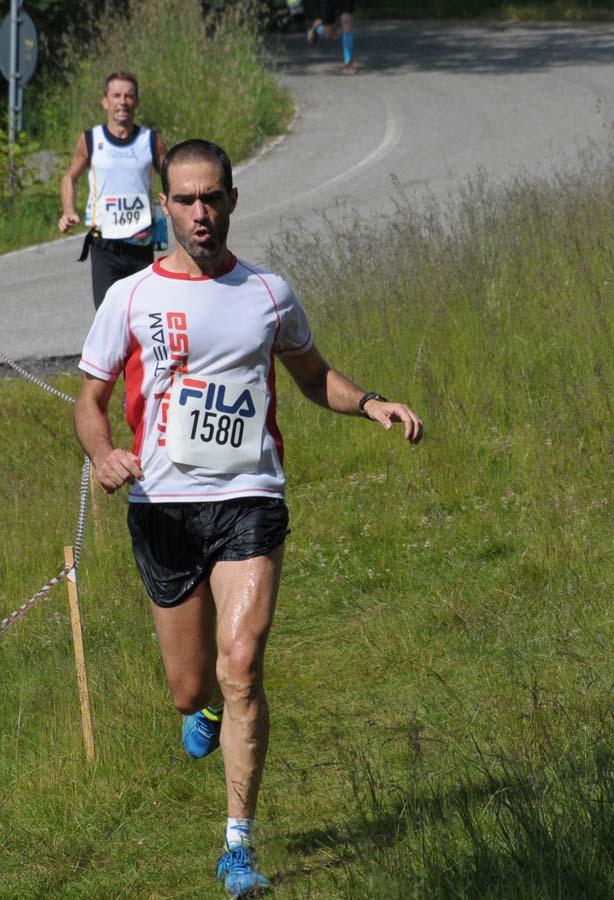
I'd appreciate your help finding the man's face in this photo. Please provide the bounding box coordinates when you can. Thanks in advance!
[160,160,238,266]
[102,79,138,127]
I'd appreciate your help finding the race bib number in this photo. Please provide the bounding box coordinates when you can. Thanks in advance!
[99,192,151,238]
[166,374,267,473]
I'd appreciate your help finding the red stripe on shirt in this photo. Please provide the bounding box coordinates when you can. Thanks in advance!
[79,357,120,379]
[152,254,237,280]
[240,263,284,465]
[129,487,282,500]
[124,272,151,456]
[240,263,282,343]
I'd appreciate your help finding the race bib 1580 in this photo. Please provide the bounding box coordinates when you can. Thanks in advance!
[100,192,151,238]
[166,374,267,473]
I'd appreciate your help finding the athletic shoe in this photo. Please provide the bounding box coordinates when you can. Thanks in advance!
[182,710,221,759]
[217,845,273,896]
[307,18,322,44]
[341,61,357,75]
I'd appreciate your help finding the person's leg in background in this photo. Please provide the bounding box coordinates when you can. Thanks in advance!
[340,10,356,73]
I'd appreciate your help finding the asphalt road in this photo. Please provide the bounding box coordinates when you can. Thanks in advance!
[1,20,613,364]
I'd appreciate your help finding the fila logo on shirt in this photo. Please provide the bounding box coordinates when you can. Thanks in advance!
[104,195,146,213]
[179,379,257,418]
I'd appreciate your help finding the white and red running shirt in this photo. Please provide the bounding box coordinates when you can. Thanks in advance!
[79,255,314,503]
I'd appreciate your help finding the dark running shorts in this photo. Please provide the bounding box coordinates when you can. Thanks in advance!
[127,498,290,608]
[90,237,153,310]
[321,0,354,25]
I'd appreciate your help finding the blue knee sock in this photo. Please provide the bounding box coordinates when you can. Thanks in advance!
[342,31,354,64]
[315,23,324,37]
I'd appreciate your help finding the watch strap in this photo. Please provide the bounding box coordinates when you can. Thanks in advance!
[358,391,387,418]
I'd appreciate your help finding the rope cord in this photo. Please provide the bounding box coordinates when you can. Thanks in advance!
[74,457,90,571]
[0,566,73,633]
[0,351,76,405]
[1,350,92,635]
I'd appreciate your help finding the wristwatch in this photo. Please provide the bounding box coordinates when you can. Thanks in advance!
[358,391,388,418]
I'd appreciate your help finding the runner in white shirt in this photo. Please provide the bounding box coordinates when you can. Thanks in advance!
[74,139,423,898]
[79,254,313,502]
[58,71,167,309]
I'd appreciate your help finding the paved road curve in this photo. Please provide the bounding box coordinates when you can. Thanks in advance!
[1,20,613,362]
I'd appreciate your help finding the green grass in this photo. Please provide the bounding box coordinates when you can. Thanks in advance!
[0,0,293,254]
[36,0,293,159]
[0,155,613,897]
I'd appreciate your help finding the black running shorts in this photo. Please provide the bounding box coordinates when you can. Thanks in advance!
[321,0,354,25]
[127,498,290,608]
[90,238,153,309]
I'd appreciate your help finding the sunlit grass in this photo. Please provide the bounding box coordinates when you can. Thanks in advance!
[41,0,294,160]
[0,0,293,255]
[0,155,613,896]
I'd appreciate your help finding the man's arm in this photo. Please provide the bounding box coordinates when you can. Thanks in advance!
[59,133,89,233]
[153,132,168,173]
[74,373,145,493]
[281,344,423,444]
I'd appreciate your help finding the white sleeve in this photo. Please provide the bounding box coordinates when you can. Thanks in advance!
[273,279,313,357]
[78,284,131,381]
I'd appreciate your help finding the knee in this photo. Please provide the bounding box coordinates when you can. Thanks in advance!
[217,643,262,705]
[168,673,216,715]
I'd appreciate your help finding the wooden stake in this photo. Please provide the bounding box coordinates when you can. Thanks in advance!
[64,546,95,763]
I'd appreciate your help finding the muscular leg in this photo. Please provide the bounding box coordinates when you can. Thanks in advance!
[150,580,222,714]
[210,546,284,819]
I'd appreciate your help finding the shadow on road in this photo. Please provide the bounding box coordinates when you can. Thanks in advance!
[275,20,614,76]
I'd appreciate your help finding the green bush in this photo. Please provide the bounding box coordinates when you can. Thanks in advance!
[0,130,63,251]
[37,0,293,161]
[0,0,293,253]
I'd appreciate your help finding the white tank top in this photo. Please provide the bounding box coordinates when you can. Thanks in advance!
[85,124,155,242]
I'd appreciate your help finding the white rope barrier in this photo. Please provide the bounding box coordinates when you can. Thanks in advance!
[0,351,77,405]
[1,566,73,634]
[1,350,90,637]
[74,457,90,571]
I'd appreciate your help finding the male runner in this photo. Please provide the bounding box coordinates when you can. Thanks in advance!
[58,71,167,309]
[307,0,356,74]
[74,139,422,896]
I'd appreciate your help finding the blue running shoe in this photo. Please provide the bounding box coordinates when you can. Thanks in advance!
[217,845,273,896]
[182,710,221,759]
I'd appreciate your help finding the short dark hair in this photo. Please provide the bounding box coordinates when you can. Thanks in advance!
[104,71,139,97]
[161,139,233,196]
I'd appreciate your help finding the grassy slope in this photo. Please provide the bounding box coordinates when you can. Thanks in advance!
[0,157,612,897]
[0,0,294,255]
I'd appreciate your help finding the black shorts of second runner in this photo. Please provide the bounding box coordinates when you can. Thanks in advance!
[90,237,154,310]
[127,498,290,608]
[321,0,354,25]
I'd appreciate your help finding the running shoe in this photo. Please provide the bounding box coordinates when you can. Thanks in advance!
[307,18,322,44]
[182,710,221,759]
[341,61,357,75]
[217,845,273,896]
